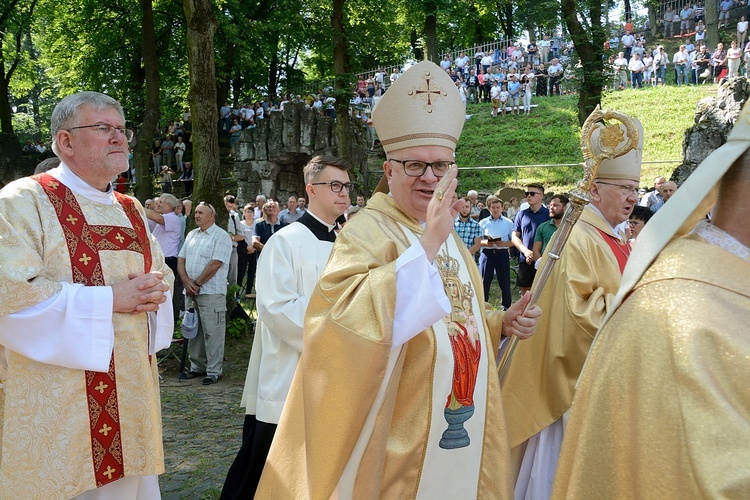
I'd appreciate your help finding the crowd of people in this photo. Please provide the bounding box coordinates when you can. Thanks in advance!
[1,54,748,500]
[609,1,750,88]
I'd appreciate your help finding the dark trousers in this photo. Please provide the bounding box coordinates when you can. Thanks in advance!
[479,249,511,310]
[237,250,257,293]
[164,256,183,320]
[221,415,277,499]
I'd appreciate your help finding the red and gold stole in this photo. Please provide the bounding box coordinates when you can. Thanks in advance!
[35,173,151,488]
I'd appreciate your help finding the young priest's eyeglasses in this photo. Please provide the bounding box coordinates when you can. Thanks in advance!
[311,181,355,193]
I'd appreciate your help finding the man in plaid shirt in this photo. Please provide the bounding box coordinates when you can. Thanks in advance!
[453,196,483,257]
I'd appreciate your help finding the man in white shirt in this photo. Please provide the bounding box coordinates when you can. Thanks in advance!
[241,103,255,128]
[548,58,564,95]
[490,79,503,117]
[389,68,400,86]
[224,194,245,286]
[673,45,690,85]
[374,67,386,86]
[177,202,233,385]
[222,155,352,499]
[628,52,646,88]
[219,101,231,136]
[621,29,635,61]
[481,51,494,73]
[454,51,470,77]
[613,51,629,89]
[539,34,552,63]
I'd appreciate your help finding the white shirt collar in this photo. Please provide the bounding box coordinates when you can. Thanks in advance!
[307,209,336,231]
[48,162,116,205]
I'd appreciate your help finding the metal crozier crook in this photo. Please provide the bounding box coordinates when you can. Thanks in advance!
[496,105,640,385]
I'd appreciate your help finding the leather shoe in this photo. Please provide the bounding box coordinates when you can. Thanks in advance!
[202,375,222,386]
[179,370,206,380]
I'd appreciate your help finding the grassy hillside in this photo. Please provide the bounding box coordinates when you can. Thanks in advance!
[455,83,717,194]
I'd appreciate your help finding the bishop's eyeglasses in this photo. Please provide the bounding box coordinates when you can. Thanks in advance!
[388,159,454,178]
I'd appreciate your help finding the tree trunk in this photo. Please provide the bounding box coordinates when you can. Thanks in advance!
[0,72,12,134]
[424,0,438,62]
[268,34,280,99]
[561,0,605,125]
[183,0,223,224]
[705,0,719,49]
[135,0,159,203]
[624,0,632,22]
[332,0,352,164]
[496,0,514,41]
[216,40,235,109]
[410,29,424,61]
[647,1,657,37]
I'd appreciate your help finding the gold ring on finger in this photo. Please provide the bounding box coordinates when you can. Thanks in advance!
[436,190,444,201]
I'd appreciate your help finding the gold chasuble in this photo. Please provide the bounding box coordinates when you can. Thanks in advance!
[0,174,167,498]
[501,205,626,447]
[256,193,513,499]
[553,233,750,498]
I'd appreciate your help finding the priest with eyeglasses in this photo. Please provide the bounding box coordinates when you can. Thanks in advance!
[254,60,541,499]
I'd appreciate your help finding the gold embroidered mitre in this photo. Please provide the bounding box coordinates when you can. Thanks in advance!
[580,106,644,182]
[372,60,465,153]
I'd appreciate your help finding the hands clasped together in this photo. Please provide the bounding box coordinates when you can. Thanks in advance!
[112,271,169,313]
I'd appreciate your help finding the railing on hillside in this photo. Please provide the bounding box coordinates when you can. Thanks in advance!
[287,32,564,97]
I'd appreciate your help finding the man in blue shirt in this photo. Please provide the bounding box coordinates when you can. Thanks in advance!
[507,76,521,116]
[479,195,515,309]
[512,183,551,295]
[454,196,483,256]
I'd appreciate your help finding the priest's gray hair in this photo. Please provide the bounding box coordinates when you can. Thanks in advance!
[51,91,125,156]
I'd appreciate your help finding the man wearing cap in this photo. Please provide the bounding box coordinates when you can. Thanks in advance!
[553,99,750,499]
[255,60,541,499]
[502,110,643,499]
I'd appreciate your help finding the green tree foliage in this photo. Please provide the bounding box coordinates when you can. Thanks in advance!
[6,0,628,157]
[0,0,38,134]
